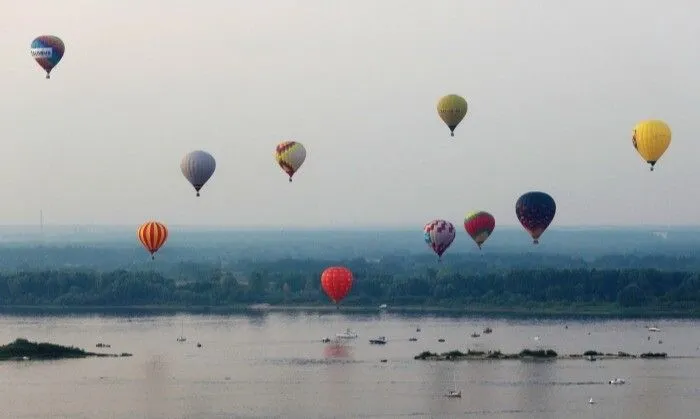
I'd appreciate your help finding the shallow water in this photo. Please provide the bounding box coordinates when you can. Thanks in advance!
[0,312,697,418]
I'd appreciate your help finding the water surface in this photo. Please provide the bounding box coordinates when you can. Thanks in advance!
[0,312,697,418]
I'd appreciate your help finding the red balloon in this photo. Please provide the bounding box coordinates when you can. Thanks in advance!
[321,266,353,304]
[464,211,496,249]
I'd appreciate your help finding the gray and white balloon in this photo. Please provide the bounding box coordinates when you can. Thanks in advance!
[181,150,216,197]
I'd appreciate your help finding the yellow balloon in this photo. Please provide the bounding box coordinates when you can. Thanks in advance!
[632,120,671,171]
[437,94,468,137]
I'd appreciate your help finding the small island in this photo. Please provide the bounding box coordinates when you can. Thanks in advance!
[414,348,668,361]
[0,338,132,361]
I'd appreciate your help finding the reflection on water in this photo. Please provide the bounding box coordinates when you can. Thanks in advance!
[0,313,697,418]
[141,354,170,419]
[517,361,558,419]
[324,343,351,359]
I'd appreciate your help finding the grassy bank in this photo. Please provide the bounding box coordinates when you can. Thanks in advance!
[0,303,698,318]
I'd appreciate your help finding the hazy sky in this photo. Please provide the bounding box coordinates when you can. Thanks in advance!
[1,0,698,228]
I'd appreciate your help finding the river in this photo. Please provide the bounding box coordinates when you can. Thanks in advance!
[0,311,697,418]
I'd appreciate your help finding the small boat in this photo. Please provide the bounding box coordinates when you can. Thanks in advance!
[609,378,626,385]
[438,338,445,342]
[409,337,418,342]
[587,355,597,362]
[336,328,358,339]
[470,332,481,338]
[445,371,461,398]
[483,327,493,334]
[588,398,596,404]
[369,336,387,345]
[321,337,331,343]
[416,327,421,332]
[196,342,202,348]
[648,327,661,332]
[177,319,186,342]
[379,304,387,309]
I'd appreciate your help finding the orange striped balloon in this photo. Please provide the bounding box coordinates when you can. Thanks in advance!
[137,221,168,260]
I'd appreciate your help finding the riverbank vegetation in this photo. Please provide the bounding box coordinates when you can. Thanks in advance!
[0,253,699,316]
[414,349,668,361]
[0,338,131,360]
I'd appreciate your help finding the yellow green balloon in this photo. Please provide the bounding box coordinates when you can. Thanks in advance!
[437,94,468,137]
[632,120,671,171]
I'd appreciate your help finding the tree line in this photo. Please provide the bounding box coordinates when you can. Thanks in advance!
[0,258,699,313]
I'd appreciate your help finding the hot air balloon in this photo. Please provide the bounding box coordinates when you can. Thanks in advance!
[515,192,556,245]
[181,150,216,196]
[274,141,306,182]
[424,219,456,261]
[632,120,671,171]
[437,94,468,137]
[30,35,65,79]
[321,266,353,308]
[464,211,496,249]
[137,221,168,260]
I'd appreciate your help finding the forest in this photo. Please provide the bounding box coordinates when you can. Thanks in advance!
[0,247,699,316]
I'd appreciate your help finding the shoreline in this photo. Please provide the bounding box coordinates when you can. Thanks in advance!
[0,304,697,319]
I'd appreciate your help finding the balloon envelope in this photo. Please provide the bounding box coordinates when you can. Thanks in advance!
[275,141,306,182]
[437,94,468,136]
[632,120,671,171]
[515,192,556,244]
[321,266,353,304]
[137,221,168,259]
[31,35,65,79]
[464,211,495,249]
[181,150,216,196]
[424,219,456,260]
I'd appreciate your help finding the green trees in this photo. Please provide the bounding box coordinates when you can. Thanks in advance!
[0,257,698,314]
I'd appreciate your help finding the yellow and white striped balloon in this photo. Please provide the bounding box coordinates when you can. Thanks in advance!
[274,141,306,182]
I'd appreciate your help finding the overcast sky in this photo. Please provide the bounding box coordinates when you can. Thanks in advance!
[0,0,697,228]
